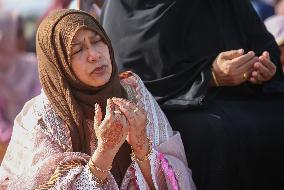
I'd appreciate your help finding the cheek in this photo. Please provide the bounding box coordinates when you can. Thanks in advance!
[71,59,85,79]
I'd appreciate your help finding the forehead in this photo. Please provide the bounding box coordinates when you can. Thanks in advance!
[72,29,98,42]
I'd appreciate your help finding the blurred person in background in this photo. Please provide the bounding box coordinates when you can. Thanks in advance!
[77,0,104,20]
[275,0,284,14]
[265,15,284,71]
[251,0,275,20]
[38,0,72,23]
[27,0,72,53]
[102,0,284,189]
[0,10,40,162]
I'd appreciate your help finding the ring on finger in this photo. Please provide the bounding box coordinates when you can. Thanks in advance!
[114,110,122,114]
[243,72,248,80]
[133,108,139,113]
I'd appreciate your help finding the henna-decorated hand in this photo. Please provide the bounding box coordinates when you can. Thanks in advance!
[112,97,149,158]
[93,99,129,156]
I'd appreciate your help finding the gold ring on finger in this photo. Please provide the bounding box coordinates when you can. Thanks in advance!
[114,110,122,114]
[133,108,139,113]
[243,72,248,80]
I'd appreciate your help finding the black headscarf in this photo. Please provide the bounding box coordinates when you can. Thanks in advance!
[102,0,284,110]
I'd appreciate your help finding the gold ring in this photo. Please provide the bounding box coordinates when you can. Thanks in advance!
[133,108,139,113]
[114,110,122,114]
[243,72,248,80]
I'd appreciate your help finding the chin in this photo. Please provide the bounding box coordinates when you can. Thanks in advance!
[93,77,111,87]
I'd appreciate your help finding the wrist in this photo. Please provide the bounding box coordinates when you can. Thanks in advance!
[133,142,149,159]
[211,66,219,87]
[92,147,115,170]
[131,137,153,163]
[131,135,149,157]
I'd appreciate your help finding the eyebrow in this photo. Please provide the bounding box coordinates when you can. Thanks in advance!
[71,41,82,46]
[71,34,98,46]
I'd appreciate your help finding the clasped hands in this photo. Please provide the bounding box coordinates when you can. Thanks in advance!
[93,97,149,162]
[212,49,277,86]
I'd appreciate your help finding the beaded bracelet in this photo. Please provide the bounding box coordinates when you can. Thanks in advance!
[131,137,153,163]
[89,158,112,173]
[87,162,105,186]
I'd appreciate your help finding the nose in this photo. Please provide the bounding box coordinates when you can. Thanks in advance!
[87,48,101,63]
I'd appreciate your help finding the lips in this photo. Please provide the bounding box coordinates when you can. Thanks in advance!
[91,65,107,75]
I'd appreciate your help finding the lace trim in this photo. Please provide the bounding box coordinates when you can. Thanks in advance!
[131,149,159,190]
[74,165,119,190]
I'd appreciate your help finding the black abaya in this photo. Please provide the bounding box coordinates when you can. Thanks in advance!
[102,0,284,189]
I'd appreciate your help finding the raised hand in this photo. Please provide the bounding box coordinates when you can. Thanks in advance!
[93,99,129,156]
[249,51,277,84]
[212,49,258,86]
[112,97,149,158]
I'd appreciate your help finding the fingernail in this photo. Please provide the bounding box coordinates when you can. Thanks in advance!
[248,51,255,56]
[238,49,244,53]
[112,97,119,101]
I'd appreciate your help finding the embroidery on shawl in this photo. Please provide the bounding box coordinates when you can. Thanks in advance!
[131,162,149,190]
[34,160,84,190]
[121,164,139,190]
[158,153,179,190]
[33,91,72,152]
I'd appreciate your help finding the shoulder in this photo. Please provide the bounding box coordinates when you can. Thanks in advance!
[14,92,72,151]
[15,95,41,130]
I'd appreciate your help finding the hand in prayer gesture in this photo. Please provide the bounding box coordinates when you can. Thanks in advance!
[249,51,276,84]
[212,49,258,86]
[93,99,129,158]
[112,97,149,158]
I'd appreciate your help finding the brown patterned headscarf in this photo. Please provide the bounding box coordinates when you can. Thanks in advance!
[36,9,125,153]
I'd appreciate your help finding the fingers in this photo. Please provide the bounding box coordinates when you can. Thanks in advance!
[94,103,102,129]
[221,49,244,60]
[262,51,270,60]
[253,62,270,80]
[237,56,258,73]
[105,99,115,119]
[112,99,135,125]
[259,55,276,74]
[112,98,139,125]
[231,51,255,68]
[248,75,262,84]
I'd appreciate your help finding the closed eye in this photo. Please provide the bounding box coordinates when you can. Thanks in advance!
[91,35,102,44]
[71,48,82,55]
[71,43,83,56]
